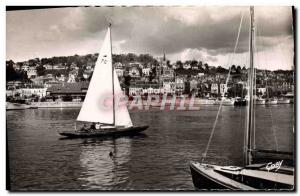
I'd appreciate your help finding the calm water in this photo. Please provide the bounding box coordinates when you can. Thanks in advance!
[7,105,294,191]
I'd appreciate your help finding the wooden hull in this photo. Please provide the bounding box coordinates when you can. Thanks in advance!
[190,162,294,191]
[59,125,149,138]
[190,163,233,190]
[190,162,255,190]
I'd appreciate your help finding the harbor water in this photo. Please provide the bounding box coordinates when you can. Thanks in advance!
[7,104,294,190]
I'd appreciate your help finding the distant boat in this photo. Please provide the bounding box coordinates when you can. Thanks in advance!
[277,97,290,104]
[234,97,247,106]
[6,101,37,110]
[59,25,148,138]
[255,97,265,105]
[266,98,278,105]
[6,102,30,110]
[214,97,235,106]
[190,7,294,190]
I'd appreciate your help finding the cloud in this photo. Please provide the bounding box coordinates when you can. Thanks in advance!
[6,6,294,70]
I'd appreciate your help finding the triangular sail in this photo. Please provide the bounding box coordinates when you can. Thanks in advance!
[77,28,114,123]
[77,27,133,127]
[113,70,133,127]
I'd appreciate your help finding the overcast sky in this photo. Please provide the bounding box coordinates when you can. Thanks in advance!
[6,6,294,70]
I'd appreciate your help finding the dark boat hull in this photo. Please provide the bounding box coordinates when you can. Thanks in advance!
[190,162,237,190]
[190,162,294,191]
[59,125,149,138]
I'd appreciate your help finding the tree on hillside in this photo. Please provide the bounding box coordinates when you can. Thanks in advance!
[176,60,183,69]
[36,65,46,76]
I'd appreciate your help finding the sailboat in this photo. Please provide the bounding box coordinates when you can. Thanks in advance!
[189,7,294,190]
[59,25,149,138]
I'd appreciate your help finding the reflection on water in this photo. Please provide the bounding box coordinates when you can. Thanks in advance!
[79,138,132,190]
[7,105,294,190]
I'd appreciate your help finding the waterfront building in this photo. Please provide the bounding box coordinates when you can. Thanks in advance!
[163,80,175,95]
[220,83,228,96]
[175,76,185,95]
[19,87,47,97]
[190,78,198,92]
[211,83,219,94]
[6,81,23,90]
[46,82,89,99]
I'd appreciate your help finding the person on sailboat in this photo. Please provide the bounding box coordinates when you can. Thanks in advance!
[80,124,89,132]
[90,123,96,130]
[95,123,101,130]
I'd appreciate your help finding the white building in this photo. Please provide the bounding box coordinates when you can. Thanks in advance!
[220,83,228,96]
[19,87,47,97]
[142,67,151,76]
[211,83,219,94]
[115,68,124,77]
[27,67,37,79]
[257,87,267,95]
[163,81,175,94]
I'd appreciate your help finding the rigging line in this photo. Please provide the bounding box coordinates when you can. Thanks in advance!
[201,10,245,161]
[256,20,279,151]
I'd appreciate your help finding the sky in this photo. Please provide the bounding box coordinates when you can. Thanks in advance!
[6,6,294,70]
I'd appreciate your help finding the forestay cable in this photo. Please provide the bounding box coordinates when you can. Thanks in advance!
[202,10,245,161]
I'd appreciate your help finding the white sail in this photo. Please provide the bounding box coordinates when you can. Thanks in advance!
[77,27,114,123]
[77,27,133,127]
[113,70,133,127]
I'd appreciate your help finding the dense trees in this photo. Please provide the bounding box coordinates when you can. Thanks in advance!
[36,64,46,76]
[6,64,29,82]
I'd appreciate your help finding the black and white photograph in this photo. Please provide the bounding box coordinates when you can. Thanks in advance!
[5,5,295,191]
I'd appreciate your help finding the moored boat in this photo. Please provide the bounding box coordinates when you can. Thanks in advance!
[277,98,290,104]
[189,7,294,191]
[255,97,266,105]
[234,97,247,106]
[214,97,235,106]
[6,102,31,110]
[266,98,278,105]
[190,162,293,190]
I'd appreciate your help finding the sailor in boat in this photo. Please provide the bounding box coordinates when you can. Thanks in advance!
[90,123,96,130]
[95,123,101,130]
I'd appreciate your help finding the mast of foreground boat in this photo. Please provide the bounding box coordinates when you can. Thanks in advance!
[110,23,116,126]
[245,6,255,165]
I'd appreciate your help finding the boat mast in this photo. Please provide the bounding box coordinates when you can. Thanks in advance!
[109,23,116,126]
[245,6,255,165]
